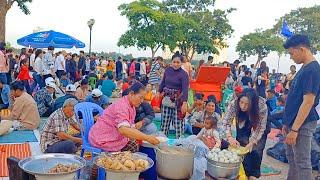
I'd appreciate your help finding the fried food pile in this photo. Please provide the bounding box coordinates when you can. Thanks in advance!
[96,152,149,171]
[48,163,79,173]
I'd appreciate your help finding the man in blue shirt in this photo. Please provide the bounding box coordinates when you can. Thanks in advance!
[85,89,109,108]
[101,74,116,97]
[283,35,320,180]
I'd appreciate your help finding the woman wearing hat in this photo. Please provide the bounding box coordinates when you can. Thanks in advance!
[89,82,160,152]
[222,88,269,179]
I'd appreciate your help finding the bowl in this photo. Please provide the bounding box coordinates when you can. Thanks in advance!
[19,153,86,180]
[206,157,241,179]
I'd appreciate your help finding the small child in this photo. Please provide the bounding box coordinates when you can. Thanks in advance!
[270,96,285,115]
[122,78,130,92]
[185,93,205,134]
[17,58,31,94]
[197,116,221,149]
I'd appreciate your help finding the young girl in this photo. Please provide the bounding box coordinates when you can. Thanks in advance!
[185,93,205,134]
[17,58,32,94]
[197,116,221,149]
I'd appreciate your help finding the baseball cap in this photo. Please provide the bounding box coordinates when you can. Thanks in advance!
[66,84,76,92]
[92,89,103,97]
[45,77,55,84]
[46,82,57,89]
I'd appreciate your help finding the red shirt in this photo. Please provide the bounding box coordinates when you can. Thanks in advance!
[151,96,162,108]
[17,65,31,80]
[122,83,129,91]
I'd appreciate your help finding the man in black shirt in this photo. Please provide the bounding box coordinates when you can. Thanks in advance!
[241,70,253,88]
[283,35,320,180]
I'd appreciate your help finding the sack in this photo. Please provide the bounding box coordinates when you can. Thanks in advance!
[162,96,176,108]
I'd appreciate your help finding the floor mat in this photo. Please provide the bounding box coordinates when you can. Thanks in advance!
[0,130,38,143]
[261,163,281,176]
[0,143,31,177]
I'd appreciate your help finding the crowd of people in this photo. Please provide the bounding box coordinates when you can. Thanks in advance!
[0,34,319,180]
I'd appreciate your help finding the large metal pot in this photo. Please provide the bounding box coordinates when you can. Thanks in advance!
[207,157,241,179]
[18,153,86,180]
[156,145,194,179]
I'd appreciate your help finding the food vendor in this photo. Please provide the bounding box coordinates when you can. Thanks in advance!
[89,82,160,152]
[222,88,269,179]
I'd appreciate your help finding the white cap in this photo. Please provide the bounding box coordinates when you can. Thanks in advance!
[92,89,102,97]
[45,77,55,84]
[66,84,76,92]
[46,82,57,89]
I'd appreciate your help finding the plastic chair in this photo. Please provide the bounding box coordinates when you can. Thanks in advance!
[88,77,97,89]
[74,102,105,180]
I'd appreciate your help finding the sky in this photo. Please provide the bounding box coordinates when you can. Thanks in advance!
[5,0,320,73]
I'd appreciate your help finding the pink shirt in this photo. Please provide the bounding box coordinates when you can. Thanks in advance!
[89,96,136,152]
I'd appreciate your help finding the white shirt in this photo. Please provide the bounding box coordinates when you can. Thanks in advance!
[55,54,65,71]
[123,62,128,74]
[95,58,100,66]
[30,53,36,67]
[140,62,146,75]
[34,57,43,74]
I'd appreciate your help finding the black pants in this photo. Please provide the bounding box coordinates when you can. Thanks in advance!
[237,121,270,178]
[69,72,76,82]
[21,80,31,95]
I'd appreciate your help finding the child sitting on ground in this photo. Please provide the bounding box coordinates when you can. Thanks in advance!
[197,116,221,149]
[185,93,205,134]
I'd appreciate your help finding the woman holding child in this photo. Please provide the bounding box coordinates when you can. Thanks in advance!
[223,88,269,179]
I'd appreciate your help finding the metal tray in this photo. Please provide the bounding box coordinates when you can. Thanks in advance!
[18,153,86,176]
[94,152,154,174]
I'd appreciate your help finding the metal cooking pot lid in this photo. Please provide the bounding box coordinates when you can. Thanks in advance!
[18,153,86,176]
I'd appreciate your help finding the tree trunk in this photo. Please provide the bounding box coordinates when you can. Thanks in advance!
[189,48,196,62]
[0,7,7,43]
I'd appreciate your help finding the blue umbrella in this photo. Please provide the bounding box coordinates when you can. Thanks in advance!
[17,30,85,48]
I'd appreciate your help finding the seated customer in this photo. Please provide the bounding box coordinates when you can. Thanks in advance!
[59,72,71,88]
[75,79,90,102]
[267,96,285,129]
[101,74,116,97]
[185,93,205,134]
[0,81,40,136]
[0,79,10,109]
[86,89,109,108]
[52,84,78,111]
[266,89,277,112]
[40,98,82,154]
[123,89,157,135]
[34,81,56,117]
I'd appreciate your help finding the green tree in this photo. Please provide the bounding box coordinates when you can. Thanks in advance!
[236,29,285,65]
[273,5,320,52]
[118,0,171,58]
[163,0,234,60]
[0,0,32,43]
